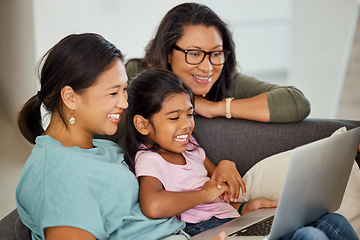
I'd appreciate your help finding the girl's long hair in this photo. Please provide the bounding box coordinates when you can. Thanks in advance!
[120,69,195,172]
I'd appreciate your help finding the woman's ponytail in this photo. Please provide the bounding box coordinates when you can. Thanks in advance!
[17,94,44,144]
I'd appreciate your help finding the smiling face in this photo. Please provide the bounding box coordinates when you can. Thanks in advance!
[168,25,224,96]
[147,92,195,154]
[74,59,128,136]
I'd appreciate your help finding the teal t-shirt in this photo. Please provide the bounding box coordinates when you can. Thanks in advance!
[16,135,184,240]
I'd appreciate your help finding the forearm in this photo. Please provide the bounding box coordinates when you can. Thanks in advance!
[229,88,310,122]
[139,188,210,219]
[204,156,217,177]
[229,74,310,122]
[45,226,96,240]
[229,93,269,122]
[196,94,269,122]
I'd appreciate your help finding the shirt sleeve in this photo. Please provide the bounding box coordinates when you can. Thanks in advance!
[135,151,169,184]
[186,136,206,163]
[125,59,142,80]
[228,73,310,122]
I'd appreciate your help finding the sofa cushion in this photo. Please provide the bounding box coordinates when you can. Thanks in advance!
[237,127,360,236]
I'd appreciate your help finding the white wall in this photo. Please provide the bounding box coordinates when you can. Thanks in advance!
[289,0,359,118]
[0,0,36,119]
[1,0,291,120]
[32,0,291,76]
[1,0,358,121]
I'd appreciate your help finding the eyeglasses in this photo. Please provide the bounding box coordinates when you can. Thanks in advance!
[173,45,230,66]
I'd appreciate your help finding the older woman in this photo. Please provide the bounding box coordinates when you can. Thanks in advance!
[126,2,310,123]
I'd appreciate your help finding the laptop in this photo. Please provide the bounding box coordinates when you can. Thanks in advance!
[191,127,360,240]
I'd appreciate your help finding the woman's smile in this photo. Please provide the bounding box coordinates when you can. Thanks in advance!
[168,25,224,96]
[191,74,212,84]
[108,113,121,124]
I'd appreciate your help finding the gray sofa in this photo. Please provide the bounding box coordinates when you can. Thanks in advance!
[1,116,359,239]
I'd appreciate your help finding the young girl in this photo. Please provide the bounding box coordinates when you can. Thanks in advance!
[122,69,250,236]
[122,69,359,239]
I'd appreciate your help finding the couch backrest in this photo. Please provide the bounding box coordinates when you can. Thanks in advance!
[193,116,360,176]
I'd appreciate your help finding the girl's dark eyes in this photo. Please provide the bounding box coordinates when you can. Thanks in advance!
[169,113,193,120]
[111,92,118,96]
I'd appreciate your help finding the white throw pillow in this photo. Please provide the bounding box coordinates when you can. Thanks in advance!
[238,127,360,236]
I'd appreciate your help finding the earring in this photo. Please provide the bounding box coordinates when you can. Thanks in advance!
[69,109,76,125]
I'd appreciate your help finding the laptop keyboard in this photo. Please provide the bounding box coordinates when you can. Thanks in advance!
[228,215,274,237]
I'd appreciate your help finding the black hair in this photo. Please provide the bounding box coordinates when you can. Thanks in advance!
[17,33,124,144]
[120,69,195,172]
[134,2,236,101]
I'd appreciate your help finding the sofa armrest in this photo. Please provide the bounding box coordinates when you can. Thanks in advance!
[0,209,18,240]
[193,116,360,176]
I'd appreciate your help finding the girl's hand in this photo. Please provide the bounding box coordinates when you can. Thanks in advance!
[201,180,229,203]
[210,160,246,202]
[240,198,278,216]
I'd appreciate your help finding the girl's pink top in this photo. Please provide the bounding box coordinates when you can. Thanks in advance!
[135,137,240,223]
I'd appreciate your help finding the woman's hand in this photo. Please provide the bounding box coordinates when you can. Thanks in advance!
[239,198,278,216]
[194,96,224,118]
[208,231,226,240]
[206,159,246,202]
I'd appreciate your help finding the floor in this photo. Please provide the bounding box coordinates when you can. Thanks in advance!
[1,17,360,220]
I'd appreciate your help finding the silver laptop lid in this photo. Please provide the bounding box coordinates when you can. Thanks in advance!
[269,127,360,239]
[190,127,360,240]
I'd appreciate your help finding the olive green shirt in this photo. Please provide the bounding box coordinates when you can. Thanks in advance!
[125,60,310,123]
